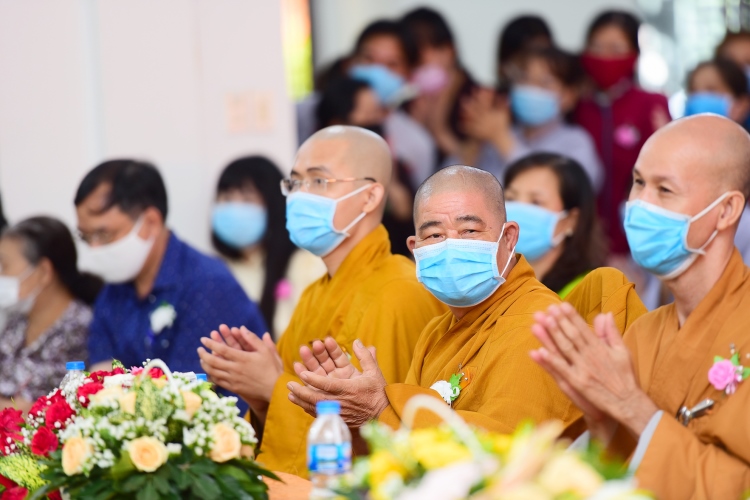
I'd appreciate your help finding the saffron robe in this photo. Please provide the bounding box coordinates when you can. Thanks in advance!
[611,250,750,499]
[258,225,446,476]
[379,255,581,433]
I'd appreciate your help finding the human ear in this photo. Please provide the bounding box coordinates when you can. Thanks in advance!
[37,258,55,288]
[138,207,164,240]
[558,208,580,238]
[407,236,417,255]
[730,97,750,124]
[717,191,746,230]
[362,183,385,214]
[558,86,578,114]
[504,221,520,250]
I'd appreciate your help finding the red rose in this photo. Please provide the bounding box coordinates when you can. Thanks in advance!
[28,397,48,418]
[2,486,28,500]
[148,367,165,379]
[0,475,16,491]
[76,382,104,408]
[44,401,74,430]
[89,367,126,383]
[46,492,61,500]
[48,390,65,405]
[30,427,59,457]
[0,409,23,450]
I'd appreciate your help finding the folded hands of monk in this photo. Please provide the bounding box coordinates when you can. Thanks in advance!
[197,324,283,414]
[287,338,389,428]
[529,303,659,442]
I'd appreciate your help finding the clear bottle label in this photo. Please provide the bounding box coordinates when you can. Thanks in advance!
[308,442,352,474]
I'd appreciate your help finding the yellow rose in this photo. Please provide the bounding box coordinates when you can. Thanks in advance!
[119,391,137,414]
[181,391,202,419]
[89,385,124,406]
[369,450,406,487]
[209,422,241,463]
[240,444,255,460]
[62,436,93,476]
[128,436,169,472]
[537,454,603,497]
[151,378,168,389]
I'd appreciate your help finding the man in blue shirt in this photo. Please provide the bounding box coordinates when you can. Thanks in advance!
[75,159,267,384]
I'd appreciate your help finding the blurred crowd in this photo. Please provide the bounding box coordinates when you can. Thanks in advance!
[2,5,750,411]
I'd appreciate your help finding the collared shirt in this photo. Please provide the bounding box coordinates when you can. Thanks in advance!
[0,300,91,401]
[88,232,267,376]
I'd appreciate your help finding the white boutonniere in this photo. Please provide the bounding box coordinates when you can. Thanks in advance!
[150,302,177,335]
[430,373,462,406]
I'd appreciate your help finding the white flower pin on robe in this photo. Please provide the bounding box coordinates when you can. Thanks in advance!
[150,302,177,335]
[430,373,462,406]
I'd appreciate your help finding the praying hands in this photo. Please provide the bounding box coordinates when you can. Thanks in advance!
[529,302,659,443]
[287,337,390,428]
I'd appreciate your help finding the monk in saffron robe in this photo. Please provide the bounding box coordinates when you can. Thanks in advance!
[530,114,750,499]
[197,126,445,476]
[287,165,581,433]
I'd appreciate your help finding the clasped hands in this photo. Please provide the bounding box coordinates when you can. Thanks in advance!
[197,324,283,418]
[287,337,390,428]
[530,302,659,443]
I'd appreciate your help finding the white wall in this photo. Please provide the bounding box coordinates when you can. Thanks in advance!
[0,0,296,252]
[311,0,636,85]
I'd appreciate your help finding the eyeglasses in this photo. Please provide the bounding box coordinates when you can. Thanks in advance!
[76,229,118,246]
[280,177,376,196]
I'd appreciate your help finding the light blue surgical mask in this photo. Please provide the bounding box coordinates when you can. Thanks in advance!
[212,202,267,249]
[510,85,560,126]
[624,193,728,279]
[350,64,406,106]
[414,224,515,307]
[684,92,731,117]
[285,185,370,257]
[506,201,567,261]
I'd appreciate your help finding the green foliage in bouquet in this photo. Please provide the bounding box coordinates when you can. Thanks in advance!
[0,452,47,491]
[32,447,277,500]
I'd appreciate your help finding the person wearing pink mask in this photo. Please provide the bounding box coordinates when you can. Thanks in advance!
[574,10,671,261]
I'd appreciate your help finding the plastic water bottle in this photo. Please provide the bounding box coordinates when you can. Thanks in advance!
[196,373,208,382]
[307,401,352,499]
[59,361,86,389]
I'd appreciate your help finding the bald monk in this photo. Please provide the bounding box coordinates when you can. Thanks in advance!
[197,126,445,476]
[530,114,750,499]
[287,165,580,433]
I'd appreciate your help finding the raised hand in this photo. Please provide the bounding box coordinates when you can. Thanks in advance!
[288,339,389,428]
[529,303,658,441]
[295,337,361,381]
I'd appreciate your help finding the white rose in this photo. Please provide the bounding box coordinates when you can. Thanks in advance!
[150,304,177,334]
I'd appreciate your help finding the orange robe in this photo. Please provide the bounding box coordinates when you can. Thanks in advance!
[610,250,750,499]
[379,255,581,433]
[258,225,446,476]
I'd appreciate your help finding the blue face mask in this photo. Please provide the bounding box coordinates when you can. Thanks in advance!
[212,202,267,249]
[510,85,560,126]
[414,225,515,307]
[624,193,728,279]
[349,64,405,106]
[684,92,731,117]
[285,185,370,257]
[506,201,567,261]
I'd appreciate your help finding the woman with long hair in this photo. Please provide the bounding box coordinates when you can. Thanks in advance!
[504,153,605,297]
[0,216,102,411]
[211,156,325,338]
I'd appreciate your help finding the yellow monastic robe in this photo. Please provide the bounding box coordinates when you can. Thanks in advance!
[609,250,750,499]
[258,225,446,476]
[379,255,581,434]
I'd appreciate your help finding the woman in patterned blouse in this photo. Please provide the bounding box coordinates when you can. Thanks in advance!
[0,217,102,411]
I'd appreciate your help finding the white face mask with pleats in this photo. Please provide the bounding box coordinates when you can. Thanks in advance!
[78,217,155,283]
[0,266,41,315]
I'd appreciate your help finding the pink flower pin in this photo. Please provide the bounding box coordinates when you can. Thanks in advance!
[275,279,292,301]
[708,359,740,394]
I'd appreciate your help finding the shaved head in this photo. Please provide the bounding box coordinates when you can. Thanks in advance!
[640,114,750,200]
[296,125,393,187]
[414,165,506,222]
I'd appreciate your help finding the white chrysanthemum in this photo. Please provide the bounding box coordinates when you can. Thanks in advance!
[430,380,454,405]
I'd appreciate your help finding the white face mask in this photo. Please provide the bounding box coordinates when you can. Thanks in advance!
[0,266,40,315]
[78,218,155,284]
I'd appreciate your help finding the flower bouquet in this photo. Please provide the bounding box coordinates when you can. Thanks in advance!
[335,396,652,500]
[0,360,276,500]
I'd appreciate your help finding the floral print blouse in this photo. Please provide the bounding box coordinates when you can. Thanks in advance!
[0,300,91,401]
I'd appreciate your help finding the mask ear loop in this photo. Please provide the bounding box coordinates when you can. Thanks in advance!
[550,210,570,247]
[332,183,374,236]
[684,192,731,255]
[496,223,517,279]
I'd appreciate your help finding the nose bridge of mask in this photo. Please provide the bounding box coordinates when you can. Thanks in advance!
[684,192,731,254]
[330,183,372,235]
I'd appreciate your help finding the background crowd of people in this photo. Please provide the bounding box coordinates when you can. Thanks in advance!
[1,5,749,414]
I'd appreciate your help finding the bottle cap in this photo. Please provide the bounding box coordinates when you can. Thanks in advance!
[196,374,208,382]
[66,361,85,370]
[316,400,341,415]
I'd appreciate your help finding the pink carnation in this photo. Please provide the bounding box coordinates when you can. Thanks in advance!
[130,367,144,376]
[708,359,740,393]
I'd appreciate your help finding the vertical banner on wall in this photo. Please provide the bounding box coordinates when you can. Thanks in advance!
[281,0,313,100]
